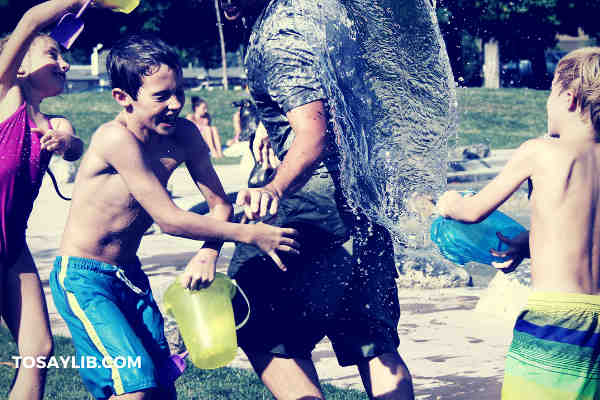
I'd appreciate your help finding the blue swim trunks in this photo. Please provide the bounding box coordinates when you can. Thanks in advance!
[49,256,172,399]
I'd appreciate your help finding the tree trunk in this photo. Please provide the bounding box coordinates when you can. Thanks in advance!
[530,45,550,90]
[214,0,229,91]
[483,39,499,89]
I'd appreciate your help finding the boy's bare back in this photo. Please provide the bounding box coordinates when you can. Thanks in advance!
[438,47,600,295]
[527,137,600,294]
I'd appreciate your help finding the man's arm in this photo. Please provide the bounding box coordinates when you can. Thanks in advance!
[237,100,327,219]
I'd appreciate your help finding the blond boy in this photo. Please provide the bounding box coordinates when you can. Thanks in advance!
[438,47,600,399]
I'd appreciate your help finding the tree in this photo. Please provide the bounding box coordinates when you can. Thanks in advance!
[214,0,229,90]
[437,0,561,89]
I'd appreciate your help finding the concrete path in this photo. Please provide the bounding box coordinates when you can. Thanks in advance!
[26,152,518,399]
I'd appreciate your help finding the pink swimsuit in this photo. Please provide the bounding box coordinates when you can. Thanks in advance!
[0,103,51,267]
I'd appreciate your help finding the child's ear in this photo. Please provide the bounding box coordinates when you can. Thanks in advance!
[112,88,133,109]
[566,90,579,112]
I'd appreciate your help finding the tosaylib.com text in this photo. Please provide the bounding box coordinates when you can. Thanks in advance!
[11,355,141,369]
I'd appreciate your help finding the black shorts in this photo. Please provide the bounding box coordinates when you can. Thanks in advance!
[229,174,400,366]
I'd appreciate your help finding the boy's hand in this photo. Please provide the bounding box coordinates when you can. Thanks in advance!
[249,222,299,272]
[490,231,530,273]
[436,190,462,217]
[31,127,71,155]
[178,249,219,290]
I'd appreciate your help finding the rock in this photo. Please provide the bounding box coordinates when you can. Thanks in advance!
[396,251,472,289]
[48,155,77,183]
[448,143,491,161]
[475,260,531,322]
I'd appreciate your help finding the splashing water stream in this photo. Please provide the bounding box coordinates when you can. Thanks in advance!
[301,0,457,253]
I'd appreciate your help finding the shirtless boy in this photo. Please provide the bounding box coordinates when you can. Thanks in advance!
[49,34,298,400]
[438,47,600,399]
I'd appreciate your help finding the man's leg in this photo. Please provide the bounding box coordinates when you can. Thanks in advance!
[357,352,414,400]
[246,351,324,400]
[3,246,53,400]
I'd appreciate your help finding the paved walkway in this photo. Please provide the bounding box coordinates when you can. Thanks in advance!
[26,156,518,399]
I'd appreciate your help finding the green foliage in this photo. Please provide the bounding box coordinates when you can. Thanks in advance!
[435,0,579,88]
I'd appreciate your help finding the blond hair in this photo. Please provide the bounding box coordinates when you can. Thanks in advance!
[0,32,53,56]
[554,47,600,137]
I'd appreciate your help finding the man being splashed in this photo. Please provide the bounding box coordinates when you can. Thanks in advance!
[220,0,417,398]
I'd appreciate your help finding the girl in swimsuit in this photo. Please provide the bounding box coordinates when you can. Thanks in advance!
[186,96,225,158]
[0,1,106,397]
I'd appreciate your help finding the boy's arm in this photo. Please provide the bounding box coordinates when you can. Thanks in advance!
[96,122,240,241]
[438,139,538,222]
[490,230,530,273]
[178,119,232,288]
[95,121,299,272]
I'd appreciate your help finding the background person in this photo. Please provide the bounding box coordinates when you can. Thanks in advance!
[186,96,224,158]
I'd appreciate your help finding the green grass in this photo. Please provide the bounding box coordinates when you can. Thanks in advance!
[0,325,366,399]
[41,87,549,156]
[452,87,548,149]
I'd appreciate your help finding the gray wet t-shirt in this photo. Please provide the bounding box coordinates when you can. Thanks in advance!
[229,0,362,275]
[244,0,355,173]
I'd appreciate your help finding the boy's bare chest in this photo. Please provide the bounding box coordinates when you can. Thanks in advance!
[145,139,186,184]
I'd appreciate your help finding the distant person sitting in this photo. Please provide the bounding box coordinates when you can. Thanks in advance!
[186,96,224,158]
[226,107,242,147]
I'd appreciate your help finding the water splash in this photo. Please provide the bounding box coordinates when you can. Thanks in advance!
[314,0,457,251]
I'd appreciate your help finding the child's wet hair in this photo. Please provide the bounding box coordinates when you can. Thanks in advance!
[554,47,600,137]
[191,96,206,111]
[107,33,182,100]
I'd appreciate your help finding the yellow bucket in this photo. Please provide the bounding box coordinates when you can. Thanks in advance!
[163,273,250,370]
[97,0,140,14]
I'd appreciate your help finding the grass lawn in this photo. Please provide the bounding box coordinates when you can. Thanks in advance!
[41,86,549,159]
[453,87,548,149]
[0,325,366,399]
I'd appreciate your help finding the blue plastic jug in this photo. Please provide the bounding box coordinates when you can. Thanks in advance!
[430,209,527,266]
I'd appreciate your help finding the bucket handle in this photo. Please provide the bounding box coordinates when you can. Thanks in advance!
[231,279,250,330]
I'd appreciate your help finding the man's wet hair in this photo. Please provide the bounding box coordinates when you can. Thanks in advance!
[107,33,182,100]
